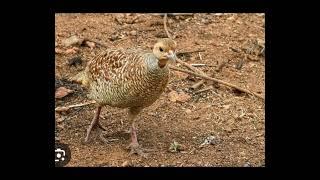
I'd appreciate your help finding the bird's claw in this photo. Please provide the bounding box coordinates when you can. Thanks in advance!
[83,124,107,144]
[126,143,155,158]
[99,131,119,143]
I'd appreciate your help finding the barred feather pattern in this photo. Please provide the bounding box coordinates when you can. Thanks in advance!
[84,48,170,108]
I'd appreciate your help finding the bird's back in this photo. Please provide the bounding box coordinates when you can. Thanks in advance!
[83,48,170,108]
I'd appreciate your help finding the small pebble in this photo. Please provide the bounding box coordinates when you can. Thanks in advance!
[185,109,192,114]
[85,41,95,49]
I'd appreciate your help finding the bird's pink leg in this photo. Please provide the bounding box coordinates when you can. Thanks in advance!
[129,122,139,145]
[126,107,154,158]
[84,106,106,143]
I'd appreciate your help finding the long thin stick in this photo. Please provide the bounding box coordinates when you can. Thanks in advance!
[176,58,204,74]
[164,13,172,39]
[194,86,214,94]
[177,49,205,55]
[169,65,264,100]
[55,101,96,112]
[191,64,206,67]
[191,80,205,90]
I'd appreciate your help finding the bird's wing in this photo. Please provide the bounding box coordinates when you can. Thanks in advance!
[87,49,143,81]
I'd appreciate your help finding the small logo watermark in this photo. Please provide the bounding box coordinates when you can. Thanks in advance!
[55,143,71,167]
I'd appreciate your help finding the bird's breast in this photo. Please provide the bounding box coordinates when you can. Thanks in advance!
[89,65,170,108]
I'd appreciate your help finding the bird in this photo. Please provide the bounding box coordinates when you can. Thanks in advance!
[73,38,177,157]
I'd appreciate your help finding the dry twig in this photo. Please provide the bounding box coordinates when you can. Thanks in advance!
[191,80,205,90]
[175,58,203,74]
[194,86,214,94]
[176,58,210,91]
[198,52,202,61]
[163,13,172,39]
[169,65,264,100]
[191,64,206,67]
[177,49,205,55]
[55,100,96,112]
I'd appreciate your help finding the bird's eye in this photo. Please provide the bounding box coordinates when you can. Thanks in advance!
[159,47,163,52]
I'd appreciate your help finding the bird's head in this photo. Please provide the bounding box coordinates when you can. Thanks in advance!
[153,38,177,67]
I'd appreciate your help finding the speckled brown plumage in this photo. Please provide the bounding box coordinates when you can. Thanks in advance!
[84,49,169,108]
[77,38,177,157]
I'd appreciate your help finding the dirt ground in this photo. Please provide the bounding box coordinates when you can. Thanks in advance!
[55,13,265,167]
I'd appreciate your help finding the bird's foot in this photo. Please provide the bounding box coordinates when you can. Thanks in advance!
[83,123,106,144]
[126,142,155,158]
[99,130,120,143]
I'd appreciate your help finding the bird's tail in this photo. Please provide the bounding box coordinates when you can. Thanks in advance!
[69,70,90,87]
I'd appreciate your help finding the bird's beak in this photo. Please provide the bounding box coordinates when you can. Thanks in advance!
[167,50,177,62]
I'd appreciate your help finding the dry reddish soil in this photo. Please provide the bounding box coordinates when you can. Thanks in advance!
[55,13,265,167]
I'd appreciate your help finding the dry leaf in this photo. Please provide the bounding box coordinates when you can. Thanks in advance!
[55,87,74,99]
[168,91,191,103]
[176,92,191,103]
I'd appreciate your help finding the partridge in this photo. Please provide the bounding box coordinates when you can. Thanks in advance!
[75,38,177,156]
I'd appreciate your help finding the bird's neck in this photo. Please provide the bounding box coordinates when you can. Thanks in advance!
[158,59,168,68]
[145,54,169,73]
